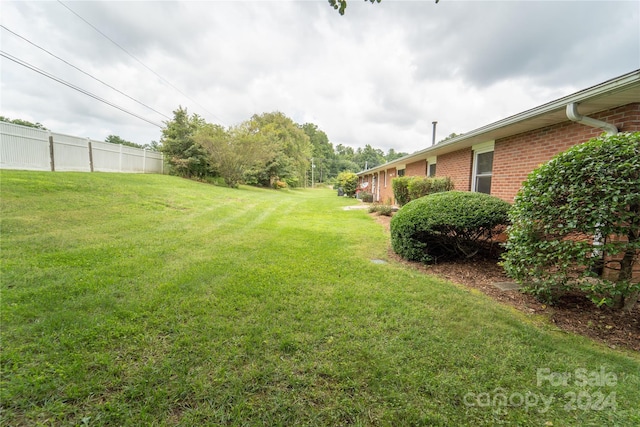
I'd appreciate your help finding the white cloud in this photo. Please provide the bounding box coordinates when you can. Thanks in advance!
[1,0,638,153]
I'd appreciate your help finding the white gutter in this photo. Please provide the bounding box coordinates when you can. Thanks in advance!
[565,102,615,270]
[566,103,618,135]
[357,69,638,176]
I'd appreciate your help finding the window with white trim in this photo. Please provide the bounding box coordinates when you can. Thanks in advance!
[427,156,437,177]
[472,141,494,194]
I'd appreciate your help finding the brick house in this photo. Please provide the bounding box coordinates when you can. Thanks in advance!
[357,70,640,205]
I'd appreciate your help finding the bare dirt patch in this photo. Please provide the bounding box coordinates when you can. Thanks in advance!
[372,212,640,353]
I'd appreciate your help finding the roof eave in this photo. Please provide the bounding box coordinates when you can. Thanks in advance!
[358,69,640,176]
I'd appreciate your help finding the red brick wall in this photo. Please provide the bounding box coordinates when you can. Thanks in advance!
[602,234,640,282]
[381,168,394,204]
[360,170,395,204]
[493,103,640,203]
[379,171,394,204]
[359,103,639,206]
[437,148,473,192]
[406,159,427,177]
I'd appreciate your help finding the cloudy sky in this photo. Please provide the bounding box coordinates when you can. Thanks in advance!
[1,0,638,154]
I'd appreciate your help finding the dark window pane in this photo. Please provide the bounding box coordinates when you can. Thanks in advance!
[398,169,405,177]
[428,163,436,177]
[476,176,492,194]
[476,151,494,174]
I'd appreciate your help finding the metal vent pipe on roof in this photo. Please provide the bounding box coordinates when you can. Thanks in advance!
[431,121,437,146]
[566,103,618,135]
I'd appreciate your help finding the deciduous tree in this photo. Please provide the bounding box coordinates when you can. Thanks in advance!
[244,112,312,187]
[302,122,336,184]
[0,116,47,130]
[105,135,147,149]
[353,144,385,170]
[385,148,408,162]
[195,123,275,188]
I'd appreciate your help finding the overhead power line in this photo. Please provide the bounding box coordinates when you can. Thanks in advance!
[0,24,171,121]
[57,0,227,125]
[0,50,164,128]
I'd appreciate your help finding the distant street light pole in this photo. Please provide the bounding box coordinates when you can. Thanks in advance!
[311,158,315,188]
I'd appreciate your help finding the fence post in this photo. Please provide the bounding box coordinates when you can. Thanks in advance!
[119,143,123,172]
[143,148,147,173]
[87,138,94,172]
[48,131,55,171]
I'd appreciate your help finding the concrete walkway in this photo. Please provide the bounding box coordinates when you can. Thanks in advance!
[492,281,522,291]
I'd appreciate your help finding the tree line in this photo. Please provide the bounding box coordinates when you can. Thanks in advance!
[159,106,408,188]
[2,111,408,188]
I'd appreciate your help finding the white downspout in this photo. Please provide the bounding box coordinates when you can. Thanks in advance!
[566,102,616,275]
[566,103,618,135]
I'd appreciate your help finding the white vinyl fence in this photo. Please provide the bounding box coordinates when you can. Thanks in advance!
[0,122,163,173]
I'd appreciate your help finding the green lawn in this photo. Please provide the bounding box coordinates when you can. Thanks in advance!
[1,170,638,426]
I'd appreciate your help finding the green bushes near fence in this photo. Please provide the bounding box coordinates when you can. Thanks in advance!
[391,191,511,263]
[392,176,454,206]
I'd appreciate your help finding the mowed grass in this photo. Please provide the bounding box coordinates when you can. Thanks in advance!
[1,170,638,426]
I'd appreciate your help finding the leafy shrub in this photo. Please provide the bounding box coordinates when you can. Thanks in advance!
[393,176,454,206]
[284,176,300,188]
[502,132,640,311]
[337,171,358,197]
[359,191,373,203]
[273,180,288,189]
[377,204,394,216]
[408,177,454,201]
[391,191,511,263]
[392,176,412,206]
[368,204,394,216]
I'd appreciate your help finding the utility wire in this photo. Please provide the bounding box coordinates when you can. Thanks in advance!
[57,0,227,125]
[0,50,164,128]
[0,24,172,121]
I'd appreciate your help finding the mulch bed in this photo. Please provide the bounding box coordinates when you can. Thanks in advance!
[371,212,640,353]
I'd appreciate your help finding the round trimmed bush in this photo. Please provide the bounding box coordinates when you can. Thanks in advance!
[502,132,640,310]
[390,191,511,263]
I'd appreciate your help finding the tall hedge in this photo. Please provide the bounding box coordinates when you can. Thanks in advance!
[392,176,412,206]
[391,191,511,263]
[502,132,640,311]
[392,176,454,206]
[408,177,454,201]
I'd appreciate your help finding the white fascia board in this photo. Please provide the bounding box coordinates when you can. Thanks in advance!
[472,140,495,152]
[356,70,640,177]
